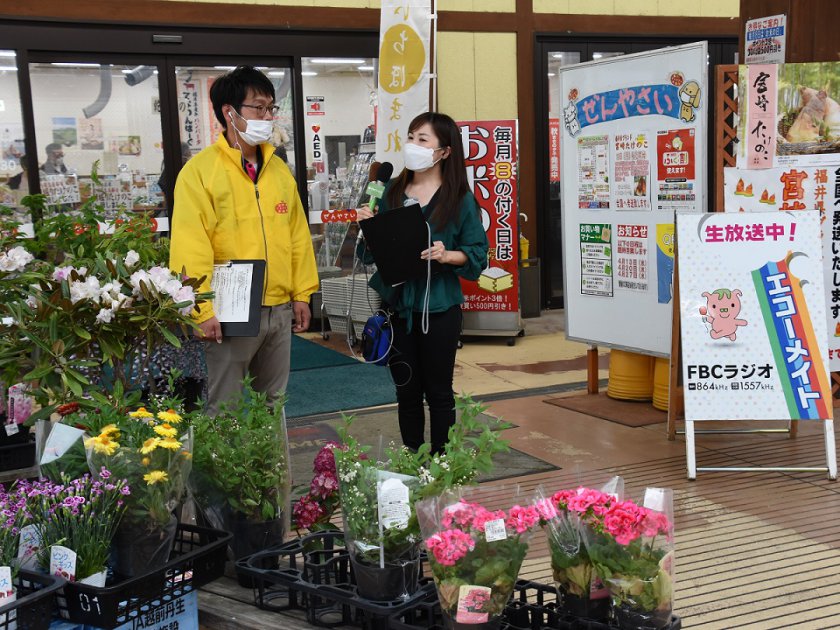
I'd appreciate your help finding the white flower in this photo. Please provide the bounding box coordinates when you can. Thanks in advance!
[69,276,102,304]
[172,286,196,314]
[129,270,150,294]
[25,295,38,309]
[0,246,33,272]
[96,308,114,324]
[148,266,174,291]
[124,250,140,268]
[162,278,183,298]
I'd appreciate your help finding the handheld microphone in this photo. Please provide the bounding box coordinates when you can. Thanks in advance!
[365,161,394,214]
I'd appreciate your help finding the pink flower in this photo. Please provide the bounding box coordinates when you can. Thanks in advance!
[310,471,338,499]
[293,493,325,530]
[471,507,507,533]
[441,501,479,529]
[641,508,670,538]
[505,504,540,534]
[534,498,558,521]
[603,500,646,545]
[425,529,475,566]
[551,489,575,509]
[567,488,611,515]
[313,442,341,474]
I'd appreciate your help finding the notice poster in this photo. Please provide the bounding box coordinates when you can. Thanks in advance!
[656,129,696,211]
[656,223,675,304]
[580,223,612,297]
[737,62,840,169]
[723,164,840,369]
[458,120,519,314]
[306,96,325,116]
[615,224,648,293]
[577,135,610,208]
[51,117,77,147]
[613,132,650,210]
[79,118,103,151]
[548,118,561,183]
[42,174,81,205]
[745,65,778,169]
[678,211,831,421]
[744,14,786,65]
[178,76,203,151]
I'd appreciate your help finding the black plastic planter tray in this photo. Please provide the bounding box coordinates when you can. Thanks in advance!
[236,530,434,630]
[53,523,231,629]
[389,579,682,630]
[0,570,65,630]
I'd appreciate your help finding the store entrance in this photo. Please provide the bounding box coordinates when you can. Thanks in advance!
[535,36,738,310]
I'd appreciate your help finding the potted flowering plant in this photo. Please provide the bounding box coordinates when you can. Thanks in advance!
[538,477,623,621]
[25,470,130,586]
[292,441,342,537]
[582,489,674,629]
[55,386,194,578]
[416,488,540,630]
[331,395,511,601]
[190,379,289,578]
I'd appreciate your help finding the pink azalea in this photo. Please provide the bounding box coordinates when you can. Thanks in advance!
[425,528,475,566]
[505,504,540,534]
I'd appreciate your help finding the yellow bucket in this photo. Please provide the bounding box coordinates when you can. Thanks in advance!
[652,356,670,411]
[607,349,654,401]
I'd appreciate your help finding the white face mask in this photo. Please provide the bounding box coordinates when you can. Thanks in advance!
[404,142,442,172]
[229,110,273,146]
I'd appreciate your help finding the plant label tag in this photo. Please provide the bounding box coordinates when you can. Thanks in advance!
[0,566,14,601]
[643,488,667,513]
[50,545,77,582]
[377,477,411,530]
[455,584,491,624]
[17,524,41,570]
[7,383,33,425]
[4,422,17,437]
[484,518,507,542]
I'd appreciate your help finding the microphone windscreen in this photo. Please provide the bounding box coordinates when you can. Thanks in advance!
[375,162,394,183]
[367,161,381,182]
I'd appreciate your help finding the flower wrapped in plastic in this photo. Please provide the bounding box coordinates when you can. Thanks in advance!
[537,476,623,622]
[417,487,539,629]
[582,488,674,630]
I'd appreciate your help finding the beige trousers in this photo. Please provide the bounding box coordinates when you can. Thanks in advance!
[203,303,293,416]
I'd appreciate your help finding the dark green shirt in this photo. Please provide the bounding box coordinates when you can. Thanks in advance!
[358,188,489,328]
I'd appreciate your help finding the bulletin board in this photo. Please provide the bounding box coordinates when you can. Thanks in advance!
[558,41,708,356]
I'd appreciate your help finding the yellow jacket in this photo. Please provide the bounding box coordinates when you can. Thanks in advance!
[169,135,319,323]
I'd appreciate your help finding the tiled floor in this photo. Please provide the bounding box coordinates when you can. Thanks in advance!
[201,312,840,629]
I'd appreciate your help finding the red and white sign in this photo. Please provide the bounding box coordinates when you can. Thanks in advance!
[306,96,325,116]
[548,118,561,183]
[458,120,520,314]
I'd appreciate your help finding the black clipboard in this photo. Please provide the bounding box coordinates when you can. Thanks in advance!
[211,259,265,337]
[359,203,441,286]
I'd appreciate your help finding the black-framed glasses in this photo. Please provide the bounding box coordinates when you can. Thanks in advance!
[240,103,280,116]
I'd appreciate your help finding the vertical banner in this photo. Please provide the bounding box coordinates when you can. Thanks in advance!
[678,211,831,421]
[376,0,432,172]
[548,118,561,183]
[458,120,520,315]
[746,65,778,169]
[178,75,203,152]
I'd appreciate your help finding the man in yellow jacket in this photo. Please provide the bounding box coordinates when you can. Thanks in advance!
[169,66,318,415]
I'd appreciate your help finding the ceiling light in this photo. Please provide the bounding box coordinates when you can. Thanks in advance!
[0,66,17,72]
[552,53,564,59]
[309,58,366,64]
[51,62,102,68]
[268,71,285,77]
[301,71,318,77]
[357,65,374,71]
[214,66,236,71]
[0,51,16,58]
[548,73,556,77]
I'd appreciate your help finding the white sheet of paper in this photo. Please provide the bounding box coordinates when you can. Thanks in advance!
[211,263,254,323]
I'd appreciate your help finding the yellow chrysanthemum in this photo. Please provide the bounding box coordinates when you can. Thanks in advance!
[100,424,120,438]
[153,423,177,438]
[156,409,182,424]
[157,436,182,451]
[143,470,168,485]
[129,407,153,419]
[140,437,160,454]
[84,434,119,456]
[141,457,151,466]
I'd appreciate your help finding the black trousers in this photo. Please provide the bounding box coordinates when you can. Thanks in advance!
[388,305,462,454]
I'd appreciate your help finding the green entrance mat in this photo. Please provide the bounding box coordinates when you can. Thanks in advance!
[291,334,358,371]
[285,362,397,418]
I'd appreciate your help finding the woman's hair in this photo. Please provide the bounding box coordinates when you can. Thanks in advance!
[386,112,471,229]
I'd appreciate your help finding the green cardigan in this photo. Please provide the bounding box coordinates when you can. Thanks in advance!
[358,188,489,328]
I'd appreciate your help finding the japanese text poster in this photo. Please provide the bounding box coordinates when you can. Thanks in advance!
[656,223,675,304]
[744,14,786,65]
[458,120,519,314]
[746,64,778,169]
[615,224,648,293]
[580,223,612,297]
[577,135,610,209]
[656,129,696,211]
[678,211,831,420]
[613,132,650,210]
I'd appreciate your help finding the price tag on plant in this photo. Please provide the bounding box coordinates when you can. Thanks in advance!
[0,566,13,602]
[483,518,507,542]
[17,524,41,571]
[378,477,411,530]
[4,422,18,437]
[50,545,77,582]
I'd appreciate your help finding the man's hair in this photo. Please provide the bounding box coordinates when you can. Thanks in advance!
[209,66,275,130]
[45,143,63,154]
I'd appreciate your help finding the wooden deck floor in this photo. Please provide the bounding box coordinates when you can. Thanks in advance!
[199,426,840,629]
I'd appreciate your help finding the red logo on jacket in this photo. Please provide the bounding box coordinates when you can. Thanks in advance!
[276,201,288,214]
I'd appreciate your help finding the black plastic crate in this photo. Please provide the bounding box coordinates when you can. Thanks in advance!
[389,580,682,630]
[54,523,230,629]
[236,530,435,630]
[0,438,35,472]
[0,570,64,630]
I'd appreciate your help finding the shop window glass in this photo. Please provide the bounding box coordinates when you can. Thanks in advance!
[300,57,377,272]
[28,61,165,220]
[0,51,31,229]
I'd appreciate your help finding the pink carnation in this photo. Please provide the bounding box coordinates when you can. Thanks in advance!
[505,504,540,534]
[425,529,475,566]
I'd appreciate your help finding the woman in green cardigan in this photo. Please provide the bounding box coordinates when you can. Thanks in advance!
[356,112,489,454]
